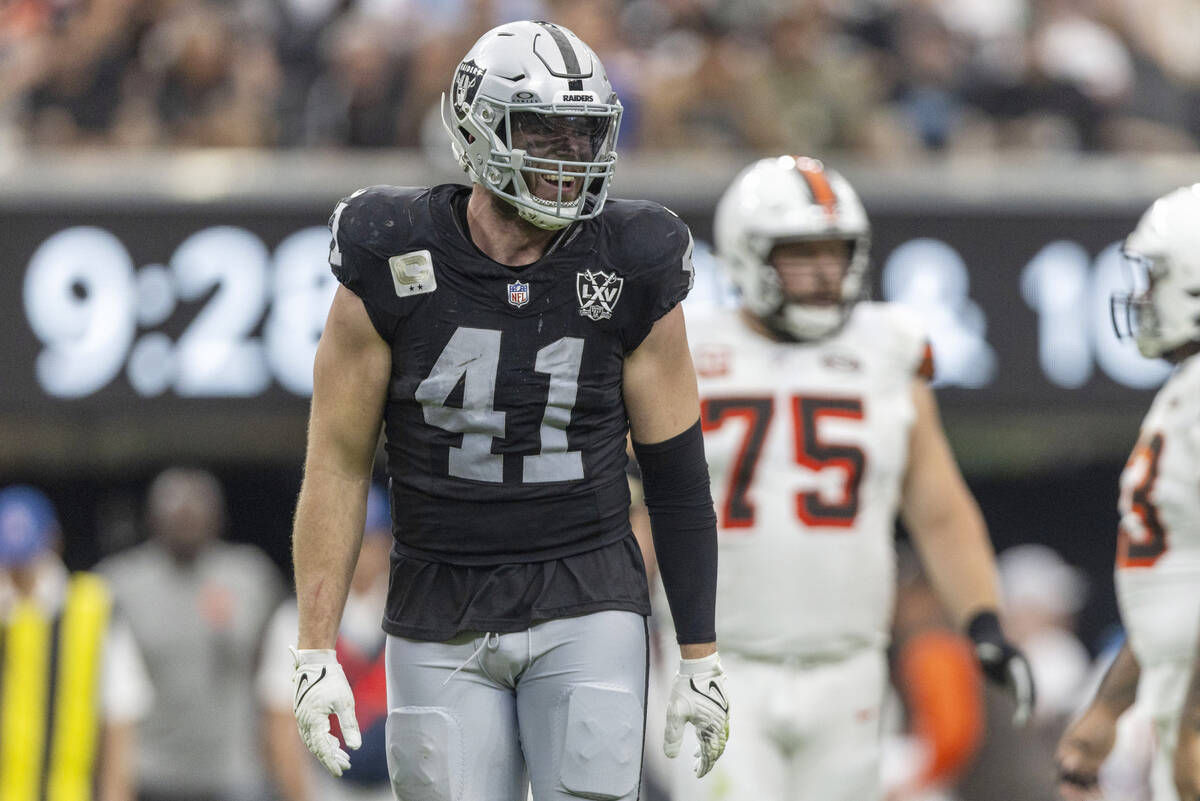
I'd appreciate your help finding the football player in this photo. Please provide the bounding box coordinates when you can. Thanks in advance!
[1056,185,1200,801]
[288,21,729,801]
[648,155,1033,801]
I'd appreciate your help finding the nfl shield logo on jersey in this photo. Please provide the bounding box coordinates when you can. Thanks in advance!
[576,270,624,321]
[508,280,530,308]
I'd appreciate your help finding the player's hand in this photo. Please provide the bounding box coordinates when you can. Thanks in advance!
[664,652,731,778]
[291,647,361,777]
[967,611,1036,726]
[1055,706,1117,800]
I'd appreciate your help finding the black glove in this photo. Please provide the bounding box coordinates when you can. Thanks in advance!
[967,610,1036,726]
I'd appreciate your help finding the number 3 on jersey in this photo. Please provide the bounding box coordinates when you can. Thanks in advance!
[415,327,585,484]
[701,395,865,530]
[1117,432,1168,568]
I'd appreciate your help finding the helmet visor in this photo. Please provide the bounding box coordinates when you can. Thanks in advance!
[768,238,855,306]
[510,111,615,162]
[1111,248,1158,344]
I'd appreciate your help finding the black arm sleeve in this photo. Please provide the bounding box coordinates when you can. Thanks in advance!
[633,420,718,644]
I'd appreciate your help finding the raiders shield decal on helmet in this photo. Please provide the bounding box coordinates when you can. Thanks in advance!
[577,270,624,320]
[453,59,485,115]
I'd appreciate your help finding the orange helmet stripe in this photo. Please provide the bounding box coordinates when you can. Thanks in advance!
[792,157,837,219]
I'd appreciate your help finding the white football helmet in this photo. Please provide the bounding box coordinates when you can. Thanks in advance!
[1113,184,1200,359]
[714,155,870,340]
[441,21,622,230]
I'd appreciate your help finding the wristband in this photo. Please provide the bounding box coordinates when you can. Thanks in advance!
[678,653,722,675]
[291,647,338,666]
[965,610,1004,647]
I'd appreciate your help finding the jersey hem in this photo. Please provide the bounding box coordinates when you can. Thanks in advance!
[381,599,650,642]
[390,525,631,566]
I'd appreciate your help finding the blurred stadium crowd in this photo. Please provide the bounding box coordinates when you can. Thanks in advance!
[1,0,1199,155]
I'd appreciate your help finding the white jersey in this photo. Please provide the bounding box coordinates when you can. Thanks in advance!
[1116,353,1200,670]
[661,302,930,659]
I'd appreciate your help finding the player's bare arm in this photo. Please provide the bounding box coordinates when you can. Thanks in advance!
[294,285,390,649]
[1056,643,1139,800]
[900,375,1035,725]
[624,304,704,446]
[900,377,999,627]
[290,285,389,776]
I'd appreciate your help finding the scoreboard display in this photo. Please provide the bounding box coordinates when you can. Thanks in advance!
[0,187,1163,470]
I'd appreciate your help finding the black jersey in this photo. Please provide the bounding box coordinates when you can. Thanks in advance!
[330,184,694,568]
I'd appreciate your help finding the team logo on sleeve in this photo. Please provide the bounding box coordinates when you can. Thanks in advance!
[507,280,530,308]
[576,270,624,321]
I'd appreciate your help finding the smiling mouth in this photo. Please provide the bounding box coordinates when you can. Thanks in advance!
[532,173,581,204]
[789,293,840,306]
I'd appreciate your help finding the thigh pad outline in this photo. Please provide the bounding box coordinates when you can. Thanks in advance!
[559,684,643,800]
[386,707,462,801]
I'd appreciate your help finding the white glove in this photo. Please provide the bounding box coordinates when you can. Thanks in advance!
[663,652,731,778]
[291,647,361,776]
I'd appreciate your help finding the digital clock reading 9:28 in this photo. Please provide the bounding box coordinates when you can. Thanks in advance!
[22,225,338,399]
[21,220,1170,404]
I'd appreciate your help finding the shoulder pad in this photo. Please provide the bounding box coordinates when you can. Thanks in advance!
[599,200,696,351]
[328,185,432,340]
[600,199,692,273]
[330,185,428,263]
[854,302,933,380]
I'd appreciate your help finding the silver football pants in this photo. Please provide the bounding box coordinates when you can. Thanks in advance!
[383,610,648,801]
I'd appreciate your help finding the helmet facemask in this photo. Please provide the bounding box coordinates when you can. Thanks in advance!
[1113,247,1200,360]
[1113,184,1200,361]
[505,109,619,222]
[1111,248,1162,358]
[442,87,621,230]
[744,234,868,342]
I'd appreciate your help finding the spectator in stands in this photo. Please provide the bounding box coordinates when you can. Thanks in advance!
[301,13,410,148]
[0,0,54,145]
[752,2,888,154]
[887,7,972,152]
[98,467,284,801]
[2,0,1200,155]
[22,0,144,147]
[151,5,283,147]
[638,19,774,151]
[0,484,153,801]
[258,483,393,801]
[1091,0,1199,152]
